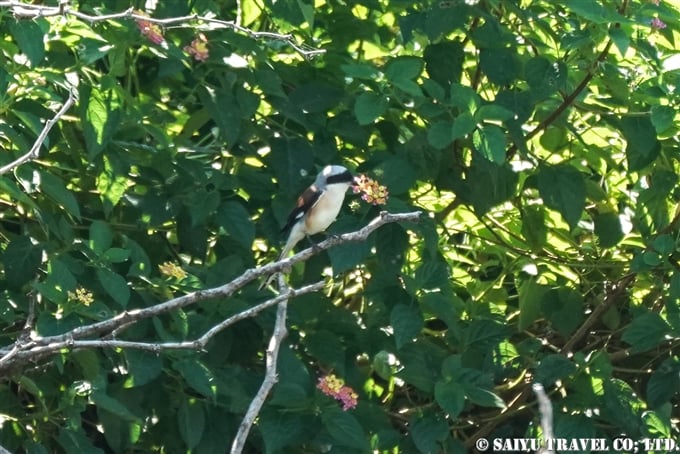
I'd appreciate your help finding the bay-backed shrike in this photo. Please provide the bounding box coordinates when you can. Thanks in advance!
[260,165,354,289]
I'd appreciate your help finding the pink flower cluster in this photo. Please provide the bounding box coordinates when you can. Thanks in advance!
[134,11,210,61]
[651,17,667,30]
[135,13,166,46]
[317,374,358,411]
[353,174,389,206]
[184,34,210,62]
[648,0,667,30]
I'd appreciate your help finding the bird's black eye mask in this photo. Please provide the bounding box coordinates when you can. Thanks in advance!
[326,171,353,185]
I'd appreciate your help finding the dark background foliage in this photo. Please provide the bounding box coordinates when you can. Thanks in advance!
[0,0,679,452]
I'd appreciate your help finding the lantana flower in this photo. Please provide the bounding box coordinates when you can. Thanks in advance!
[134,11,167,46]
[353,174,389,206]
[317,374,358,411]
[184,33,210,62]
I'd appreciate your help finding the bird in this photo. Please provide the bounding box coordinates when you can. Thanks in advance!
[260,164,354,289]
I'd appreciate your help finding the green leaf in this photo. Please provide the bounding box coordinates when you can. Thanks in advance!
[518,279,548,331]
[650,105,675,134]
[216,201,255,248]
[384,56,424,82]
[541,288,584,336]
[535,354,577,387]
[646,357,680,408]
[3,236,42,289]
[321,407,370,450]
[259,410,308,452]
[173,359,216,398]
[89,220,113,255]
[536,164,586,230]
[464,387,505,409]
[305,330,346,370]
[621,116,661,171]
[341,62,380,79]
[476,104,514,122]
[525,56,567,98]
[463,158,518,216]
[124,350,163,387]
[410,413,448,454]
[374,157,417,195]
[328,240,372,274]
[539,126,569,152]
[473,124,507,164]
[96,268,130,307]
[424,4,468,40]
[187,189,220,227]
[40,171,81,220]
[434,380,465,418]
[653,234,674,255]
[397,342,447,392]
[594,211,623,248]
[427,121,453,149]
[479,48,520,85]
[602,379,644,435]
[354,92,388,125]
[198,87,242,145]
[521,204,548,250]
[424,41,464,90]
[413,259,449,290]
[464,319,512,351]
[622,312,670,353]
[642,411,672,438]
[9,20,46,65]
[102,247,130,263]
[391,304,424,348]
[609,26,630,55]
[57,427,104,454]
[451,112,476,140]
[565,0,628,24]
[178,400,205,449]
[450,83,481,112]
[289,81,344,113]
[80,85,121,158]
[91,390,138,421]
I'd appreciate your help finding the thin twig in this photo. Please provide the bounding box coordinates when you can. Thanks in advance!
[0,1,325,58]
[0,88,77,175]
[561,273,635,353]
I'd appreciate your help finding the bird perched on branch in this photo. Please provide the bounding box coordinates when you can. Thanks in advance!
[260,165,354,289]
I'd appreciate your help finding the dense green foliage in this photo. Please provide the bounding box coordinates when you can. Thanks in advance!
[0,0,679,452]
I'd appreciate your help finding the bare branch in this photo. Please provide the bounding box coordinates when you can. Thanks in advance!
[0,88,77,175]
[0,1,325,58]
[24,281,323,355]
[532,383,555,454]
[0,211,422,374]
[231,273,291,454]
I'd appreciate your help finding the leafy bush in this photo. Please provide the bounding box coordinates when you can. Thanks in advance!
[0,0,678,452]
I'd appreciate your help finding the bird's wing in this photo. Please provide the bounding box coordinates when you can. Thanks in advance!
[281,184,322,232]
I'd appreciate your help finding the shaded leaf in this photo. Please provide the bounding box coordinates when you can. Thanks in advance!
[321,408,369,450]
[3,236,42,289]
[354,91,388,125]
[434,380,465,418]
[622,312,670,353]
[178,400,205,449]
[536,164,585,230]
[96,268,130,307]
[391,304,424,348]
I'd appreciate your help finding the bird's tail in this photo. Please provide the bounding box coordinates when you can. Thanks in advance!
[258,233,299,290]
